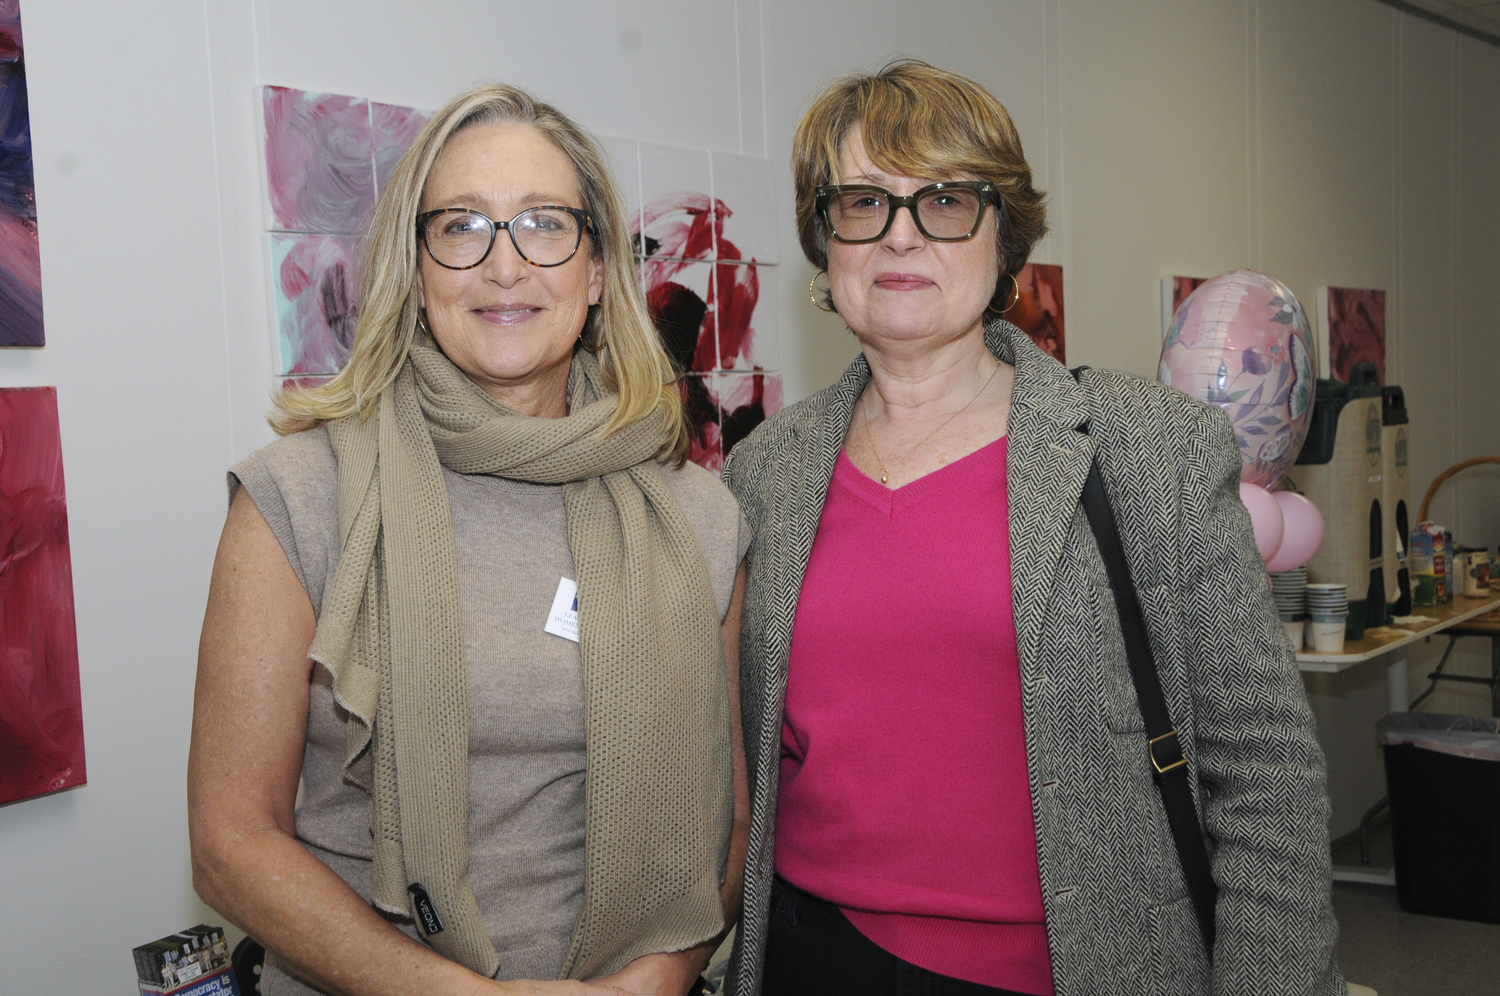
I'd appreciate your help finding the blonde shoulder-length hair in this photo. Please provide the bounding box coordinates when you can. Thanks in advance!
[270,83,689,461]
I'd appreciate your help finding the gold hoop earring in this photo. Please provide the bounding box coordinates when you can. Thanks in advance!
[809,271,836,313]
[416,307,433,337]
[990,272,1021,314]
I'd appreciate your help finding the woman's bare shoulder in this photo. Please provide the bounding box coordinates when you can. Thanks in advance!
[230,424,336,504]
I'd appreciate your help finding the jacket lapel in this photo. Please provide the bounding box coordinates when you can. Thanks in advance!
[757,354,869,722]
[992,320,1097,668]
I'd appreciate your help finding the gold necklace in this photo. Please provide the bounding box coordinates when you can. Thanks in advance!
[862,362,1002,485]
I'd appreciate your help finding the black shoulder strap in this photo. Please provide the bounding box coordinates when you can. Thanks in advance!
[1070,366,1218,958]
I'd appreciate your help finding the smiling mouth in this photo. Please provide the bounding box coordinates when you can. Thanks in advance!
[475,304,542,324]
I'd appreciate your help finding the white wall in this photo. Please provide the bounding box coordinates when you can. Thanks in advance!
[2,1,1497,991]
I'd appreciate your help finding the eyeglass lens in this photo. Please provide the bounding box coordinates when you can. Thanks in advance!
[826,187,987,242]
[423,208,583,268]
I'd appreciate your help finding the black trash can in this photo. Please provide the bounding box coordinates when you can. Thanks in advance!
[1377,712,1500,923]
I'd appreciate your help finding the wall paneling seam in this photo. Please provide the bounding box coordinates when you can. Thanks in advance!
[201,0,238,462]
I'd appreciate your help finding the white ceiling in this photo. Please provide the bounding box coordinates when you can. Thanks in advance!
[1393,0,1500,40]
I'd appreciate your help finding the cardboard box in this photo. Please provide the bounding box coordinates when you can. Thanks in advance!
[1410,523,1448,607]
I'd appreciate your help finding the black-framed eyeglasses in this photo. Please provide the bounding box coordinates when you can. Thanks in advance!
[417,205,594,269]
[815,181,1003,244]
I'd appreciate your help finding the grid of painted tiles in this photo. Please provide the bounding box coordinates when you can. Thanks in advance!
[261,86,781,470]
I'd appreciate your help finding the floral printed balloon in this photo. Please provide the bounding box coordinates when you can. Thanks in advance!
[1158,270,1316,489]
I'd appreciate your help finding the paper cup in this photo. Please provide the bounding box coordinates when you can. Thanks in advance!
[1308,616,1347,653]
[1283,618,1306,648]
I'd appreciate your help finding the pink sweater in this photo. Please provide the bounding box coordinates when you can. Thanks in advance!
[775,436,1053,995]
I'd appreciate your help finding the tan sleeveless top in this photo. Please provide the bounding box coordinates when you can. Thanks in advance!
[229,426,748,992]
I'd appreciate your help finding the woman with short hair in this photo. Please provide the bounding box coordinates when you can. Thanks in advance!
[723,61,1343,996]
[190,83,749,996]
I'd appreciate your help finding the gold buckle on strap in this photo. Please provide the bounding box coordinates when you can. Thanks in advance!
[1148,730,1188,774]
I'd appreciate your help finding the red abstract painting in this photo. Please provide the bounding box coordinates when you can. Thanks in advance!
[0,386,85,805]
[1171,276,1206,317]
[1008,262,1065,363]
[719,372,783,461]
[1324,286,1385,384]
[678,374,722,470]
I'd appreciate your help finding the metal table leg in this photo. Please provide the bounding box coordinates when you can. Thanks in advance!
[1387,652,1408,714]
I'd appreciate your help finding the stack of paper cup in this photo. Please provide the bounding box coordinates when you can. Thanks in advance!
[1270,567,1308,649]
[1305,583,1349,653]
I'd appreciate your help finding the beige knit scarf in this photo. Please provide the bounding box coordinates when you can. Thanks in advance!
[308,336,732,980]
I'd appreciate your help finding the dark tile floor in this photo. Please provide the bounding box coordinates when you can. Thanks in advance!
[1334,882,1500,995]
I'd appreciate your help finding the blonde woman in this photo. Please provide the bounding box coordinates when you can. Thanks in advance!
[189,84,749,996]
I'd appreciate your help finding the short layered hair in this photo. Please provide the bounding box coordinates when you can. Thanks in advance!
[793,60,1048,291]
[272,83,688,460]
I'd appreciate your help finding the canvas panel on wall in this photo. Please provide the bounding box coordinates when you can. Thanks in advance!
[262,86,375,235]
[719,371,783,462]
[371,102,432,194]
[1009,262,1064,364]
[0,386,85,805]
[597,136,643,245]
[677,372,785,472]
[638,142,715,260]
[714,262,777,371]
[644,257,716,374]
[1161,275,1207,338]
[1318,286,1385,384]
[0,1,43,348]
[269,233,360,376]
[710,151,778,264]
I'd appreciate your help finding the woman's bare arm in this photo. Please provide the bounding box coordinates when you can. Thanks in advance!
[588,562,751,996]
[189,489,634,996]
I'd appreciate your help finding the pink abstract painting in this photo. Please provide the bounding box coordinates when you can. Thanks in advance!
[638,143,713,259]
[0,386,85,805]
[263,87,374,235]
[1325,286,1385,384]
[263,88,436,384]
[0,1,44,348]
[1009,263,1065,363]
[372,101,432,193]
[270,234,359,376]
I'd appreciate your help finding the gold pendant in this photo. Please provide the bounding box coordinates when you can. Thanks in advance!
[880,471,889,484]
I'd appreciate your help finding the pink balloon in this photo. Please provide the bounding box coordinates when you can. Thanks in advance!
[1265,491,1325,572]
[1157,270,1317,490]
[1240,483,1285,561]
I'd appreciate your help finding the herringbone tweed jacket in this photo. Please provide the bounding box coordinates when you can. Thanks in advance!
[720,319,1345,996]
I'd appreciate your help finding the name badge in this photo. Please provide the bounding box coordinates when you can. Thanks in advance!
[544,577,580,643]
